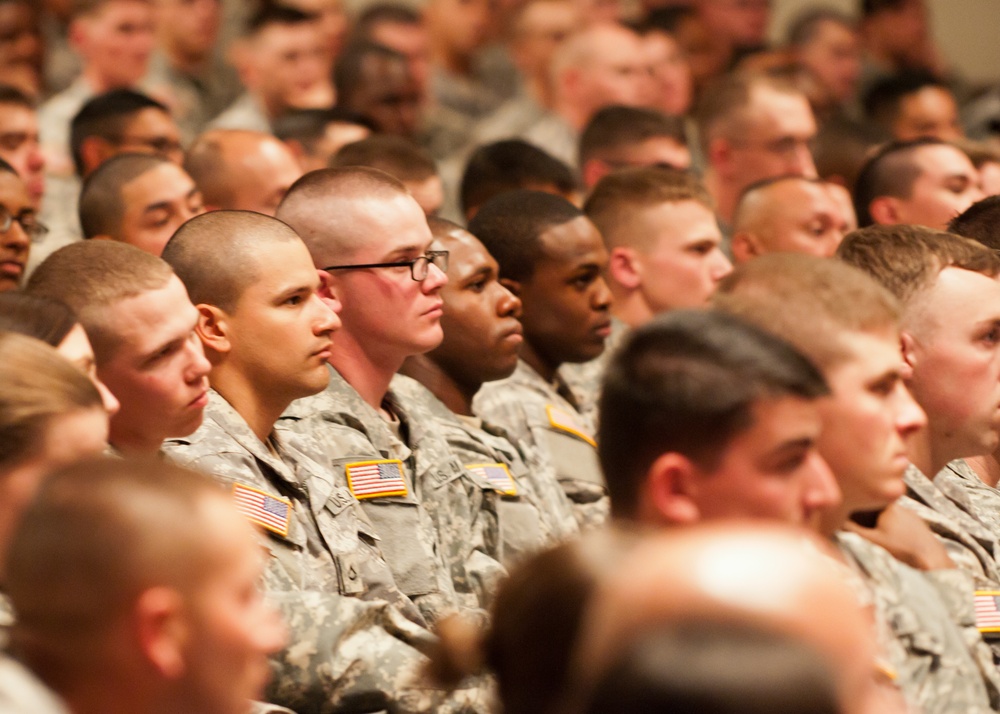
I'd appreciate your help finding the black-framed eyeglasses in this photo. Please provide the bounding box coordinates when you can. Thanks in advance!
[0,206,48,242]
[323,250,449,282]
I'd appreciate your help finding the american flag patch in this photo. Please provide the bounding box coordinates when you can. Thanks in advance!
[345,459,408,499]
[975,591,1000,631]
[232,483,292,537]
[546,405,596,446]
[467,463,518,496]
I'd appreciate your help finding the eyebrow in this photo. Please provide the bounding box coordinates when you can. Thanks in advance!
[381,243,428,261]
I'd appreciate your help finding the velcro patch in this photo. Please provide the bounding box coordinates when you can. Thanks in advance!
[345,459,408,499]
[975,591,1000,632]
[546,405,596,446]
[233,483,292,537]
[467,462,518,496]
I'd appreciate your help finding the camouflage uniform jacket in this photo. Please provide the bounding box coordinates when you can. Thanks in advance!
[473,359,609,530]
[163,392,492,713]
[392,376,579,566]
[937,459,1000,541]
[282,367,500,617]
[559,317,629,431]
[837,531,1000,713]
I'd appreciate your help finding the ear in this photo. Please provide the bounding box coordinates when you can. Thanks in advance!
[730,230,759,264]
[134,586,188,680]
[317,270,342,313]
[707,137,734,179]
[867,196,900,226]
[608,246,641,290]
[639,452,702,525]
[196,304,232,354]
[79,136,115,177]
[581,159,610,191]
[899,331,918,381]
[67,18,87,53]
[500,277,522,297]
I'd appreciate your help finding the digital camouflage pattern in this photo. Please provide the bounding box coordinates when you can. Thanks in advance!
[559,317,629,431]
[473,359,609,530]
[937,459,1000,542]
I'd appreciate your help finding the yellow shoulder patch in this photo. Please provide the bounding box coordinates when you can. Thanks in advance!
[546,404,596,447]
[466,462,518,496]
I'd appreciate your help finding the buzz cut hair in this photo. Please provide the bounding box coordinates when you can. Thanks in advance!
[78,152,170,240]
[579,106,687,168]
[852,137,947,227]
[330,135,438,182]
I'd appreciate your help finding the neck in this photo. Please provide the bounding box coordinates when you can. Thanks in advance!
[551,95,588,132]
[907,429,938,478]
[328,332,400,410]
[703,169,737,226]
[210,364,287,443]
[520,339,557,383]
[80,68,124,95]
[109,420,163,457]
[430,40,472,76]
[817,503,851,538]
[966,453,1000,487]
[60,671,155,714]
[399,354,478,415]
[162,42,208,76]
[612,289,655,329]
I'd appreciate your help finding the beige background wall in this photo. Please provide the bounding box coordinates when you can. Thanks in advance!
[769,0,1000,86]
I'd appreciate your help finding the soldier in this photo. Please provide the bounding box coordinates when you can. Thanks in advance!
[331,135,443,217]
[27,241,213,457]
[714,254,1000,714]
[0,158,41,293]
[160,210,487,712]
[276,167,505,614]
[469,190,612,529]
[398,217,579,563]
[6,458,292,714]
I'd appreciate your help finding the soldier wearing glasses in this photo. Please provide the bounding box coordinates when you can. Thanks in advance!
[0,158,45,293]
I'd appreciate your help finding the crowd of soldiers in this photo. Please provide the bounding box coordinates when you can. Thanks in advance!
[6,0,1000,712]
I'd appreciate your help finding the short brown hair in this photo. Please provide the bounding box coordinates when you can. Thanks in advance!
[712,254,901,372]
[26,241,174,361]
[695,72,806,153]
[330,135,437,182]
[836,224,1000,305]
[585,167,713,251]
[0,332,102,469]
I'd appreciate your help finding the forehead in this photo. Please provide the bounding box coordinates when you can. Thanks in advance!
[121,163,194,206]
[743,86,813,133]
[241,238,316,290]
[912,145,975,178]
[110,275,197,352]
[350,193,433,258]
[0,170,30,207]
[538,215,606,261]
[90,0,152,23]
[718,395,822,460]
[769,180,832,213]
[827,329,903,385]
[257,21,317,49]
[638,198,719,236]
[917,266,1000,326]
[442,229,493,273]
[811,18,855,44]
[0,102,36,128]
[124,107,178,135]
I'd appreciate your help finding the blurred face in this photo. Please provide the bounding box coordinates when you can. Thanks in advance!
[0,170,32,292]
[351,56,423,137]
[99,275,212,453]
[518,216,612,367]
[980,161,1000,197]
[74,0,155,87]
[743,180,846,259]
[116,163,205,256]
[641,31,693,117]
[57,323,121,415]
[181,496,287,714]
[369,21,430,94]
[798,19,860,104]
[405,176,443,217]
[326,193,447,363]
[429,229,523,387]
[154,0,220,61]
[283,0,347,58]
[112,108,184,165]
[221,240,339,402]
[673,12,729,92]
[905,267,1000,465]
[818,330,926,513]
[719,86,818,192]
[224,137,302,216]
[627,199,731,311]
[0,103,44,207]
[691,396,840,527]
[512,0,577,80]
[425,0,492,57]
[892,87,962,142]
[300,121,369,172]
[0,2,42,93]
[248,22,327,111]
[698,0,770,49]
[574,27,647,116]
[889,145,982,229]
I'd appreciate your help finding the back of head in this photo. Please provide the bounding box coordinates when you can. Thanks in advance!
[468,189,583,283]
[184,129,272,210]
[275,166,410,265]
[460,140,578,218]
[583,621,840,714]
[0,333,102,471]
[836,224,1000,306]
[579,106,687,167]
[584,167,712,250]
[26,241,174,361]
[331,134,436,181]
[6,457,223,689]
[712,253,900,372]
[852,137,943,227]
[70,89,168,178]
[78,152,169,239]
[598,310,828,519]
[949,195,1000,251]
[0,293,77,347]
[162,210,301,312]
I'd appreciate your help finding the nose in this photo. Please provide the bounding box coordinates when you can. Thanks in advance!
[2,220,29,250]
[257,601,290,655]
[95,377,121,416]
[591,275,613,310]
[712,249,733,281]
[422,259,448,292]
[894,383,927,438]
[27,143,44,172]
[311,292,341,335]
[791,143,818,178]
[185,335,212,382]
[496,282,522,318]
[804,451,841,515]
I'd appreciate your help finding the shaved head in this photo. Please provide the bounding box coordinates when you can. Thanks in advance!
[78,152,169,239]
[161,210,301,312]
[275,166,412,266]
